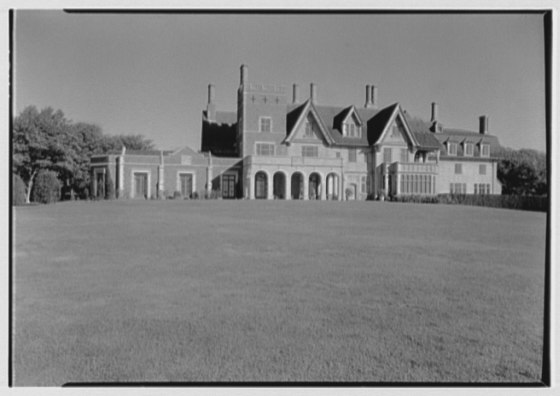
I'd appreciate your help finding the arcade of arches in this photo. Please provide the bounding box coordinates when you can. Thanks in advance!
[252,170,341,200]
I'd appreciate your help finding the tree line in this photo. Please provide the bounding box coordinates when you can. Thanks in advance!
[12,106,154,203]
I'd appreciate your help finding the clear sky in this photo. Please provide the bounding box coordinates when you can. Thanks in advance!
[14,10,547,152]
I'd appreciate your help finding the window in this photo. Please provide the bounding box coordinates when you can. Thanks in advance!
[304,115,316,138]
[479,164,487,175]
[400,148,408,164]
[383,148,392,164]
[256,143,274,156]
[302,146,319,157]
[450,183,466,194]
[447,142,457,156]
[475,183,490,195]
[349,149,357,162]
[259,117,272,132]
[335,151,341,158]
[464,143,473,156]
[481,144,490,157]
[455,163,462,174]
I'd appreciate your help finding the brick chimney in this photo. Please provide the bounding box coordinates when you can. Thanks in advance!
[240,64,248,87]
[293,83,299,104]
[310,83,317,104]
[206,84,216,121]
[430,102,442,133]
[364,85,371,108]
[479,115,489,134]
[370,85,378,109]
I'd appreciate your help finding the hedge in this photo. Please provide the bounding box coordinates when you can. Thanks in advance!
[12,173,27,206]
[390,193,547,212]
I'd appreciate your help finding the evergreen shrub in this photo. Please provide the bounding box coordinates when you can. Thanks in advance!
[32,170,61,204]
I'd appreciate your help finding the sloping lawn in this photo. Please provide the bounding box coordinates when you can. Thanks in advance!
[13,200,546,385]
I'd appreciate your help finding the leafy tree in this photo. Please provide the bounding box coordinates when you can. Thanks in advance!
[13,106,76,203]
[496,147,547,195]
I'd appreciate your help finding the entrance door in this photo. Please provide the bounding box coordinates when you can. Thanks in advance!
[134,173,148,199]
[96,172,105,199]
[180,173,193,198]
[222,174,236,199]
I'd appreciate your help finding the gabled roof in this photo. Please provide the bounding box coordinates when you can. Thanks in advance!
[333,105,363,132]
[283,100,335,145]
[367,103,419,147]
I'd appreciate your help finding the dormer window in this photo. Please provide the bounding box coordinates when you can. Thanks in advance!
[480,144,490,157]
[304,115,318,138]
[464,142,473,157]
[343,122,361,138]
[340,108,363,138]
[447,142,457,156]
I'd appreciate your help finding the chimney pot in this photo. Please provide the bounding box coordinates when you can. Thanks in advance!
[365,85,371,108]
[293,83,299,104]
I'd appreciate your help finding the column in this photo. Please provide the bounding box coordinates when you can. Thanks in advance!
[267,173,274,200]
[118,156,124,199]
[303,175,309,200]
[285,173,291,200]
[248,175,254,200]
[320,174,326,200]
[395,173,400,195]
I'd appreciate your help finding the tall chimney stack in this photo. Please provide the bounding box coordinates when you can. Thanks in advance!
[310,83,317,104]
[370,85,378,109]
[431,102,439,122]
[207,84,215,104]
[479,115,489,134]
[293,84,299,104]
[364,85,371,108]
[240,64,248,86]
[206,84,216,121]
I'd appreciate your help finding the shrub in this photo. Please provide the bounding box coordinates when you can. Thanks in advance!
[31,170,61,204]
[12,173,27,206]
[392,195,439,204]
[436,193,547,212]
[173,191,182,199]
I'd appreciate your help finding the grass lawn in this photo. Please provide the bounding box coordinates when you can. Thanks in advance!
[12,200,546,385]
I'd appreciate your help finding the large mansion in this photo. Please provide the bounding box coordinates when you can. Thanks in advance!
[90,65,502,200]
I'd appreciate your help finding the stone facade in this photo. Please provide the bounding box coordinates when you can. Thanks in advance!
[90,64,502,200]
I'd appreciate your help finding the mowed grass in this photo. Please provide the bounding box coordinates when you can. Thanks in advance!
[13,200,546,385]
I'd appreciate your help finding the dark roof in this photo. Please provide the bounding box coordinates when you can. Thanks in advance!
[202,110,237,125]
[107,149,174,156]
[364,103,398,145]
[314,105,378,147]
[413,132,442,150]
[286,103,306,136]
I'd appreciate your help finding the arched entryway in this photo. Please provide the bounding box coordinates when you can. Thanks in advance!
[273,172,286,199]
[255,171,268,199]
[291,172,304,200]
[326,173,340,200]
[309,173,321,200]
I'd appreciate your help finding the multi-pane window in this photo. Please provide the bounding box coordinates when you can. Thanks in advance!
[479,164,487,175]
[302,145,319,157]
[348,149,357,162]
[383,148,392,164]
[400,148,408,163]
[447,142,457,156]
[344,121,361,138]
[256,143,274,156]
[464,143,473,156]
[400,174,432,195]
[481,144,490,157]
[259,117,272,132]
[475,183,490,195]
[454,163,463,174]
[304,115,315,138]
[450,183,466,194]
